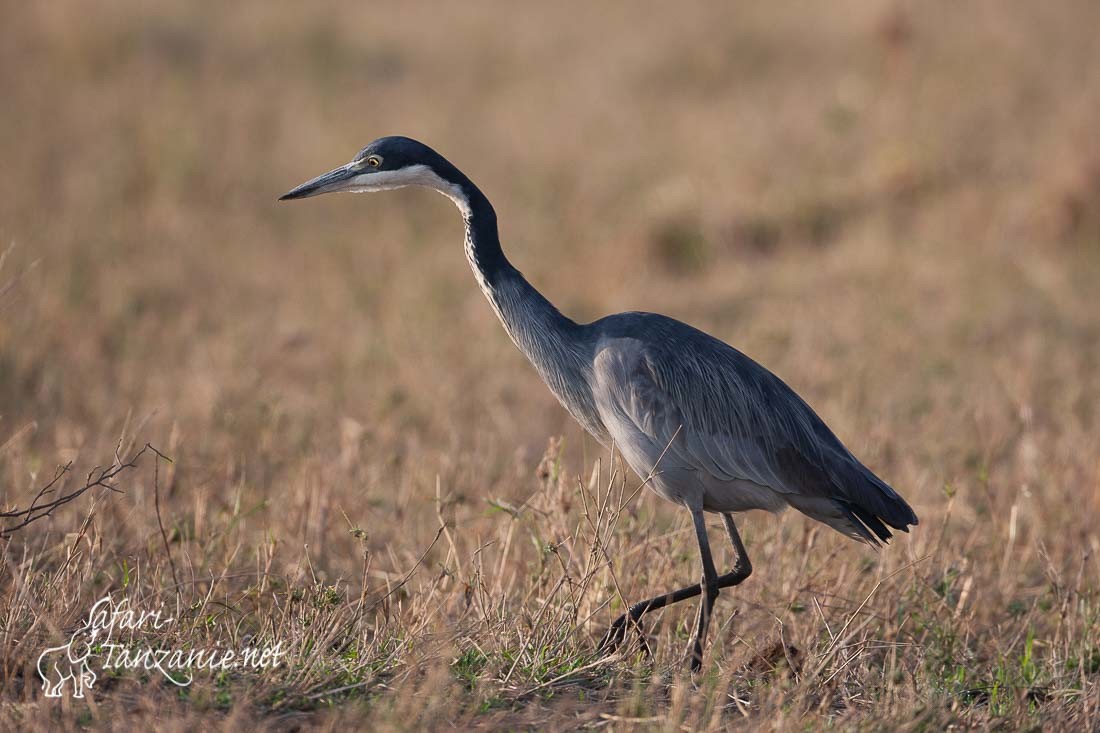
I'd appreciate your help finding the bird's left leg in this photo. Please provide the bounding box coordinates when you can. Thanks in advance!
[599,513,752,660]
[688,508,721,672]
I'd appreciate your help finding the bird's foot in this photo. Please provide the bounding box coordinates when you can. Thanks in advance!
[598,613,651,660]
[597,614,632,654]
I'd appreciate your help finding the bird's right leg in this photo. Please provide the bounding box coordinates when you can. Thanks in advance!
[688,508,721,671]
[599,512,752,660]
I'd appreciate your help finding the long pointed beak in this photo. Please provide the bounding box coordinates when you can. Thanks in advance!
[278,163,357,201]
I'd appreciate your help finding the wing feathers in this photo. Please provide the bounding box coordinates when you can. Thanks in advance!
[591,321,918,541]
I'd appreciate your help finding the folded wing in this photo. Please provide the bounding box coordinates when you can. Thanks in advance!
[590,320,918,546]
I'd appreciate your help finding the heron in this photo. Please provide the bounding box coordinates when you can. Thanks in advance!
[280,136,919,671]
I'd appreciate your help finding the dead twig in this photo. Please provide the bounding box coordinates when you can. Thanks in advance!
[1,442,171,539]
[149,444,180,590]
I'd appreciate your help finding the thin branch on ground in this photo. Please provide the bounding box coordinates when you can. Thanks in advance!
[150,443,180,590]
[1,442,171,539]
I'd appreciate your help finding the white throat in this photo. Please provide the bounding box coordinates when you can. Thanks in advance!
[347,164,470,218]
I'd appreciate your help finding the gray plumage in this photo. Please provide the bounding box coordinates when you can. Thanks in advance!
[281,135,919,670]
[483,275,916,546]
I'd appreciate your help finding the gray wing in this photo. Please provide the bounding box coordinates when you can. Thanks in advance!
[589,316,918,545]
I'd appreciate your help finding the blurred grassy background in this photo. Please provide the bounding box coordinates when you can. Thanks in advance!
[2,1,1099,729]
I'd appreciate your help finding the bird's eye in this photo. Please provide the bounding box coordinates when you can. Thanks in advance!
[366,156,382,168]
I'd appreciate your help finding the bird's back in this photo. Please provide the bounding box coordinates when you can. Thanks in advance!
[582,311,918,545]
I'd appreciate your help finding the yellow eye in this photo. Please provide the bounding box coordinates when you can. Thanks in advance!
[366,156,382,168]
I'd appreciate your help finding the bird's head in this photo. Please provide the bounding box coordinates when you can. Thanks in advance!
[279,136,465,204]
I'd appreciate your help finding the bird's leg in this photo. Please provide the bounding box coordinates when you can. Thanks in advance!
[598,580,708,658]
[689,508,721,671]
[721,512,752,580]
[598,512,753,663]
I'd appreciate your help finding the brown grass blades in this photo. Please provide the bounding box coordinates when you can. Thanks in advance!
[0,242,40,310]
[3,0,1100,729]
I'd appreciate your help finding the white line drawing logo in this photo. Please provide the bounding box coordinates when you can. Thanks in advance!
[37,595,287,699]
[36,606,104,698]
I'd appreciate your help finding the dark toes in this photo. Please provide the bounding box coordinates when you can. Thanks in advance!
[599,613,650,658]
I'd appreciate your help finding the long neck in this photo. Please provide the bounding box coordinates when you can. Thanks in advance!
[430,173,604,439]
[455,182,565,328]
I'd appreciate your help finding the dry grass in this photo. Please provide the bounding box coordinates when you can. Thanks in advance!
[2,1,1100,729]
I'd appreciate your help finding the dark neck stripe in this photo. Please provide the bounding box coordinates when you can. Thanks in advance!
[456,178,510,285]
